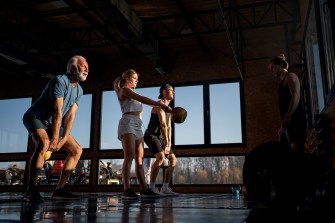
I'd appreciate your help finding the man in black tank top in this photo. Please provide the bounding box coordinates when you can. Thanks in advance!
[269,54,307,153]
[144,84,179,196]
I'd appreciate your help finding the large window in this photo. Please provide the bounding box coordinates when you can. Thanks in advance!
[174,82,243,146]
[305,0,335,121]
[98,156,244,185]
[174,86,204,145]
[210,83,242,144]
[100,81,244,149]
[0,97,32,153]
[173,156,244,184]
[318,0,335,92]
[71,94,92,149]
[305,1,325,118]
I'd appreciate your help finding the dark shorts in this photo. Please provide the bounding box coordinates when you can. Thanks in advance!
[23,113,64,137]
[118,114,143,141]
[288,116,307,144]
[144,133,173,156]
[287,125,306,144]
[280,117,307,146]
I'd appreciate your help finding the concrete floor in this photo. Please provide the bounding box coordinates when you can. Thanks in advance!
[0,191,332,223]
[0,192,251,223]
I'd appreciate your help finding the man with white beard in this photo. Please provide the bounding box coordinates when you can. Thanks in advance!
[22,55,89,202]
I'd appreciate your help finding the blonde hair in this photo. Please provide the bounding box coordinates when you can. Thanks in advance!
[269,53,289,69]
[113,69,138,91]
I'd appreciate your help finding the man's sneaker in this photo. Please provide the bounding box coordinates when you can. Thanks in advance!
[122,188,140,200]
[51,185,80,200]
[161,187,179,196]
[23,187,44,202]
[150,187,165,196]
[140,188,161,197]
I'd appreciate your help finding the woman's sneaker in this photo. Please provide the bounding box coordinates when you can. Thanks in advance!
[122,188,140,200]
[140,188,161,197]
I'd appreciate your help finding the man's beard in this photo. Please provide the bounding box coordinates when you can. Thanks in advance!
[74,71,87,81]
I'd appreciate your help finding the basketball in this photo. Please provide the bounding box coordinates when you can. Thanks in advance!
[172,107,187,124]
[44,151,53,161]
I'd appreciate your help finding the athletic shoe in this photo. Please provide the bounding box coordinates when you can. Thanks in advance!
[23,187,44,202]
[122,188,140,200]
[161,187,179,196]
[140,188,161,197]
[51,184,80,200]
[150,187,165,196]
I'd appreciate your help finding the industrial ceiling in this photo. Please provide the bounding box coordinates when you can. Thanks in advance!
[0,0,301,79]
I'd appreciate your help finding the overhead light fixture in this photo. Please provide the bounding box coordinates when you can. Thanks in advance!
[0,52,28,65]
[155,67,167,75]
[155,60,172,75]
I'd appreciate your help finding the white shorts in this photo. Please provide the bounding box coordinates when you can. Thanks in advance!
[118,114,143,141]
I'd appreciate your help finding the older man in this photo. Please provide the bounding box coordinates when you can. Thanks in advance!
[22,55,89,202]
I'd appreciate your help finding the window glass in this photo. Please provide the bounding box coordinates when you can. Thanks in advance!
[0,98,31,153]
[98,159,132,185]
[210,83,242,144]
[100,91,121,150]
[174,86,204,145]
[0,161,26,185]
[305,2,325,118]
[97,156,244,186]
[71,94,92,148]
[319,0,335,92]
[173,156,244,184]
[40,159,91,185]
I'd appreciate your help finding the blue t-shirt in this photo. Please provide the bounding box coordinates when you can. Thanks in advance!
[25,74,83,126]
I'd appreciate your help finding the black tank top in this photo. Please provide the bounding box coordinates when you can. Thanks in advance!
[145,113,161,137]
[278,74,305,119]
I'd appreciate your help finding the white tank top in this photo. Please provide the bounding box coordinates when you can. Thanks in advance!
[119,97,143,114]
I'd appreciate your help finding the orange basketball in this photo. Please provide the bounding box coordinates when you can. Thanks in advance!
[172,107,187,124]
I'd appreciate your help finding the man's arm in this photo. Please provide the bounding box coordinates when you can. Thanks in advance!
[49,97,63,151]
[60,102,79,145]
[166,112,172,149]
[157,107,171,154]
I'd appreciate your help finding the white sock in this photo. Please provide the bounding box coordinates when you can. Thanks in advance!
[149,182,155,189]
[162,183,169,189]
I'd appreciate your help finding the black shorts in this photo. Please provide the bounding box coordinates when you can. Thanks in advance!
[144,133,173,156]
[23,113,64,138]
[287,116,307,144]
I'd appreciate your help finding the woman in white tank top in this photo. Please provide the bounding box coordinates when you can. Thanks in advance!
[113,69,171,199]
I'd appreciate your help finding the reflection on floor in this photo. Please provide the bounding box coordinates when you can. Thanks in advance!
[0,192,251,223]
[3,191,332,223]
